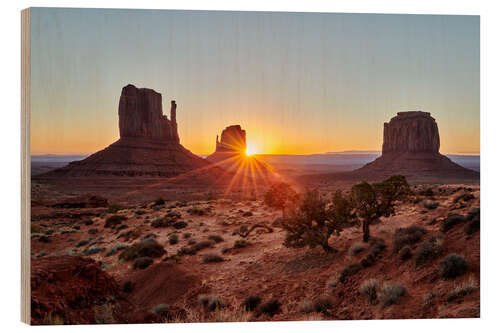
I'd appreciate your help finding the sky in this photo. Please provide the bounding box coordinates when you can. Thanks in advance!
[30,8,479,155]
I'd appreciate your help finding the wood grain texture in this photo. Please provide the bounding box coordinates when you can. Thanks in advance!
[21,7,31,325]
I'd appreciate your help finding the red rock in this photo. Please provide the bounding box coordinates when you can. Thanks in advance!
[205,125,278,182]
[216,125,247,153]
[382,112,440,154]
[357,111,479,179]
[119,84,179,142]
[206,125,247,164]
[30,256,131,325]
[38,84,210,177]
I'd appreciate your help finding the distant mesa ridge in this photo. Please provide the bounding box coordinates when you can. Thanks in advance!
[356,111,479,178]
[39,84,209,177]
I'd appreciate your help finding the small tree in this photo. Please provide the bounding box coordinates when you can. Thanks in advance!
[351,175,410,242]
[281,189,355,253]
[264,182,298,217]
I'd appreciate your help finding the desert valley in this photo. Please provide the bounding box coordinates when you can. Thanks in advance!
[28,84,480,324]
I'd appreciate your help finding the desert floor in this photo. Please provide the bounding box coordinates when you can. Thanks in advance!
[29,179,480,324]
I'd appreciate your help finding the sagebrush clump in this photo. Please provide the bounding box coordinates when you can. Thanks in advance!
[133,257,153,269]
[393,225,427,253]
[108,203,124,214]
[104,215,127,228]
[119,240,166,261]
[338,263,362,283]
[198,294,223,312]
[242,295,261,311]
[440,214,467,232]
[234,239,250,249]
[257,299,281,317]
[359,279,379,303]
[378,282,407,306]
[447,277,477,302]
[439,254,467,279]
[169,234,179,245]
[399,245,412,260]
[360,238,386,267]
[208,234,224,243]
[414,235,443,266]
[313,296,332,314]
[202,253,224,263]
[151,304,170,317]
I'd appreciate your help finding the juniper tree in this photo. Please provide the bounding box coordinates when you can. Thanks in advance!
[281,189,355,253]
[264,182,298,217]
[351,175,411,242]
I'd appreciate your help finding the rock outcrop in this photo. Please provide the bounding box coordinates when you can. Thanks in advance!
[206,125,247,163]
[382,112,440,154]
[31,256,131,324]
[40,84,210,177]
[356,111,479,179]
[119,84,179,142]
[205,125,278,182]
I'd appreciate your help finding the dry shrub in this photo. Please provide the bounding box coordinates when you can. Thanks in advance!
[169,234,179,245]
[447,276,478,302]
[359,279,379,303]
[378,282,407,306]
[242,295,262,311]
[133,257,153,269]
[313,296,332,314]
[208,234,224,243]
[198,294,223,312]
[439,254,467,279]
[256,299,281,317]
[399,245,412,260]
[338,263,362,283]
[414,235,443,266]
[393,225,427,253]
[349,242,366,256]
[202,253,224,263]
[234,239,250,249]
[119,239,166,261]
[440,214,467,232]
[104,215,126,228]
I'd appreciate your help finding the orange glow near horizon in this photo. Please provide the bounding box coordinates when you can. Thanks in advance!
[112,148,298,203]
[29,9,479,157]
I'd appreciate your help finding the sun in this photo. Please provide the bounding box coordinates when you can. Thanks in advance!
[245,143,257,156]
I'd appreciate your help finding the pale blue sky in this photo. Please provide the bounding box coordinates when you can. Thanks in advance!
[30,8,479,155]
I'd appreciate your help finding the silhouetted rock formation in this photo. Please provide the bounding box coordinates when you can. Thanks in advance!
[356,111,479,179]
[40,84,209,177]
[215,125,247,153]
[119,84,179,142]
[205,125,278,181]
[382,112,440,154]
[206,125,247,163]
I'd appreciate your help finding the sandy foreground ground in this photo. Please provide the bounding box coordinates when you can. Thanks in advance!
[30,182,479,324]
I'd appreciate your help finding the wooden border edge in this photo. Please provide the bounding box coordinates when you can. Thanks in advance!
[21,7,31,325]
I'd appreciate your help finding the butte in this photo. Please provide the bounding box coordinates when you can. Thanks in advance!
[40,84,210,177]
[206,125,277,181]
[355,111,479,180]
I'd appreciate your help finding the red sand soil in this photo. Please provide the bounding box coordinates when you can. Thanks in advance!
[31,255,133,325]
[30,182,480,324]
